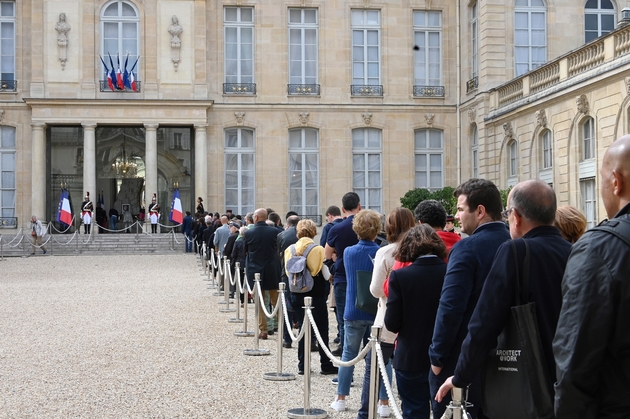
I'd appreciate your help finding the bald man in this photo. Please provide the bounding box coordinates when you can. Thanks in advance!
[554,136,630,418]
[244,208,282,339]
[436,180,571,418]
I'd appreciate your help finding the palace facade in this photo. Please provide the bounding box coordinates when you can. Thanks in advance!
[2,0,630,229]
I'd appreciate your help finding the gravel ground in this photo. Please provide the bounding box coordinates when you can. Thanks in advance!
[0,254,386,419]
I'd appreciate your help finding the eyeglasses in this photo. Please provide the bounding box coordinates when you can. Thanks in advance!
[502,208,516,218]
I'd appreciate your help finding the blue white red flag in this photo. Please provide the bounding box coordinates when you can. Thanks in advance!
[99,55,114,91]
[116,53,124,89]
[123,53,132,90]
[98,191,105,209]
[169,189,183,224]
[130,57,139,92]
[57,189,73,226]
[108,53,118,90]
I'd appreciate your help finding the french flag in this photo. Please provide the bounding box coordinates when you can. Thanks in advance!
[169,189,183,224]
[129,57,139,92]
[108,53,118,90]
[100,55,114,91]
[57,189,73,226]
[116,54,124,89]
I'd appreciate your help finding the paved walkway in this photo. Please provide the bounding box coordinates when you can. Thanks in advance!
[0,254,369,418]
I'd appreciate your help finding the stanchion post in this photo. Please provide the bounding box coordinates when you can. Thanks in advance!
[234,264,254,336]
[220,257,235,312]
[287,296,327,419]
[243,273,270,356]
[229,263,244,324]
[368,326,382,419]
[263,282,295,381]
[212,250,224,296]
[441,387,469,419]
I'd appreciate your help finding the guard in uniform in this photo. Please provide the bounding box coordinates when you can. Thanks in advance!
[81,192,94,234]
[148,194,160,234]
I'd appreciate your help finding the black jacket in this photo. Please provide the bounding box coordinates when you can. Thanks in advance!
[244,222,281,290]
[554,204,630,419]
[277,226,298,283]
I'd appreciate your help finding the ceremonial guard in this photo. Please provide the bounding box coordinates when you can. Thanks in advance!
[81,192,94,234]
[148,194,160,234]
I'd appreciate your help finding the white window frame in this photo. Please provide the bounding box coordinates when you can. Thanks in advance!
[472,125,479,178]
[288,8,318,86]
[224,7,255,84]
[541,129,553,169]
[514,0,547,77]
[100,1,139,80]
[580,178,597,229]
[509,140,518,177]
[471,2,479,79]
[0,1,15,83]
[585,0,616,43]
[224,128,256,216]
[351,9,381,86]
[352,128,382,213]
[0,126,16,218]
[413,11,442,87]
[288,128,319,216]
[582,117,595,161]
[415,129,444,190]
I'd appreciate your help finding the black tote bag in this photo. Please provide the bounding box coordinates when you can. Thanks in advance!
[482,240,554,419]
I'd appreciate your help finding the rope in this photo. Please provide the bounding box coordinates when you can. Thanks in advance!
[279,291,306,343]
[376,341,404,419]
[254,280,280,319]
[48,216,76,233]
[30,234,52,250]
[225,259,237,287]
[4,234,25,248]
[157,221,182,229]
[50,231,79,246]
[2,229,24,247]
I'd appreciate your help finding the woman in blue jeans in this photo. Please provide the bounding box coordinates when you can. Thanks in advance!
[330,209,382,412]
[384,225,447,418]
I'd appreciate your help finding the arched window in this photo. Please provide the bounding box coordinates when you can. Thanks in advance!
[101,1,139,80]
[471,125,478,178]
[585,0,616,43]
[225,128,255,215]
[581,117,595,161]
[289,128,319,215]
[0,2,15,89]
[515,0,547,76]
[508,140,518,178]
[541,129,552,169]
[352,128,382,212]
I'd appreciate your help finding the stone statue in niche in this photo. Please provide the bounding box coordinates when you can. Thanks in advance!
[168,15,183,71]
[55,13,71,70]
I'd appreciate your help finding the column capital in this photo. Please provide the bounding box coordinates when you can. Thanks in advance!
[30,122,46,130]
[144,123,159,131]
[194,124,208,131]
[81,122,97,130]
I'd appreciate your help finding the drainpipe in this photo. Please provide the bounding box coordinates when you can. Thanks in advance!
[456,0,462,185]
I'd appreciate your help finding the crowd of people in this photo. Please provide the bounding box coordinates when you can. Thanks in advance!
[184,134,630,419]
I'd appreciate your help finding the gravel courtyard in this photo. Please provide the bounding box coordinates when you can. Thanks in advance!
[0,254,373,419]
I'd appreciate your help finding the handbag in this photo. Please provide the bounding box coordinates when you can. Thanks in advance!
[355,270,378,315]
[482,240,554,419]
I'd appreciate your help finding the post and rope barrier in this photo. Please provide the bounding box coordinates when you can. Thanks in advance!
[263,282,296,382]
[233,265,255,337]
[242,274,271,356]
[219,256,235,312]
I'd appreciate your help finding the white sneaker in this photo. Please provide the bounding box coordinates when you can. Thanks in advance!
[378,404,391,418]
[330,398,347,412]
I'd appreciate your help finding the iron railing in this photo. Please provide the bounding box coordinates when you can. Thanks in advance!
[223,83,257,94]
[351,85,383,96]
[99,80,142,92]
[413,85,445,97]
[288,84,320,95]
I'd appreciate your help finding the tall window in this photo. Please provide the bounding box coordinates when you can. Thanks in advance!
[582,117,595,160]
[289,128,319,215]
[101,1,139,79]
[224,7,254,85]
[413,11,442,87]
[288,9,318,86]
[580,178,597,229]
[415,129,443,190]
[351,10,381,88]
[585,0,616,43]
[541,129,553,169]
[0,126,15,219]
[509,140,518,177]
[472,125,479,178]
[225,128,255,216]
[0,2,14,85]
[515,0,546,77]
[471,2,479,79]
[352,128,382,212]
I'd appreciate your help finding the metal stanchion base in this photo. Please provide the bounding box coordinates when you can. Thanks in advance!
[212,291,224,296]
[219,308,236,313]
[263,372,296,381]
[243,348,270,356]
[228,318,243,323]
[287,408,327,419]
[234,331,255,337]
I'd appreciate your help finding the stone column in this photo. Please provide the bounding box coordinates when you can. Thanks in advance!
[82,123,97,233]
[31,123,47,221]
[144,124,159,231]
[194,124,207,205]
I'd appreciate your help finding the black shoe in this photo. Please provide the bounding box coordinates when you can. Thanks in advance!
[311,342,319,352]
[298,370,304,375]
[268,330,274,336]
[283,342,292,349]
[331,348,342,357]
[334,337,340,344]
[321,366,338,375]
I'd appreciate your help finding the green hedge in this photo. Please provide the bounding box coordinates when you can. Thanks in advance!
[400,186,512,218]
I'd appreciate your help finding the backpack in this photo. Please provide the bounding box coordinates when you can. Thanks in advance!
[286,243,317,293]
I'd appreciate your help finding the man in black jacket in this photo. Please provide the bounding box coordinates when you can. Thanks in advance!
[436,180,572,415]
[277,215,300,347]
[553,135,630,418]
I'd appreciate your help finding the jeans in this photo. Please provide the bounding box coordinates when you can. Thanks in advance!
[292,291,334,372]
[110,215,117,231]
[333,282,347,350]
[337,319,372,396]
[184,232,193,252]
[396,369,431,419]
[358,342,394,418]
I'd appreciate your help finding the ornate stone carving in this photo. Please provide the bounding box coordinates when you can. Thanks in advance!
[0,109,5,124]
[234,112,246,125]
[298,112,310,126]
[168,16,183,71]
[577,94,589,114]
[468,107,477,125]
[362,113,373,126]
[503,121,514,140]
[535,109,548,128]
[425,113,435,126]
[55,13,71,70]
[626,77,630,95]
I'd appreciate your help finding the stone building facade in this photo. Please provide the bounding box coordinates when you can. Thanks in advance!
[2,0,630,230]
